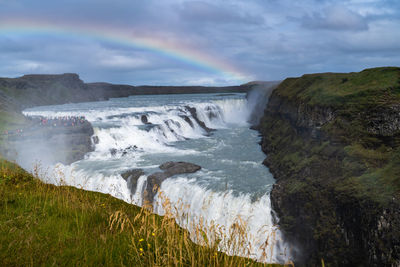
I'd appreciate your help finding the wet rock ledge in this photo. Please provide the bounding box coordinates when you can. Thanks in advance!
[121,161,201,205]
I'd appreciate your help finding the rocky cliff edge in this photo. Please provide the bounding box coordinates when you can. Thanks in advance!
[259,67,400,266]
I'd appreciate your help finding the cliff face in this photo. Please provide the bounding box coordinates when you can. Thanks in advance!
[259,67,400,266]
[0,73,96,110]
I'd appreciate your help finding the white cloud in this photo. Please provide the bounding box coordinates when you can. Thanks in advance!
[99,55,151,69]
[339,19,400,51]
[302,5,368,31]
[0,0,399,84]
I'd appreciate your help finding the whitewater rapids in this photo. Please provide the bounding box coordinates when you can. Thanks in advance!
[23,93,292,263]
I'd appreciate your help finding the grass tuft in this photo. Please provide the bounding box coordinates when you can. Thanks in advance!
[0,159,288,266]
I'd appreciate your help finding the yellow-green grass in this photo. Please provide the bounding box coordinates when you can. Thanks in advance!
[0,160,286,267]
[0,110,27,147]
[262,67,400,205]
[276,67,400,106]
[338,149,400,203]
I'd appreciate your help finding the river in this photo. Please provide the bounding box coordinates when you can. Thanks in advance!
[24,92,291,263]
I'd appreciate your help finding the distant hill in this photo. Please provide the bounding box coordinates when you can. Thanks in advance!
[0,73,254,111]
[0,73,259,153]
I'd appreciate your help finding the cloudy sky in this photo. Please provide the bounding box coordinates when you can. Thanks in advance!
[0,0,399,85]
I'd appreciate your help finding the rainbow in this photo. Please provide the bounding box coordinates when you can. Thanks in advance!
[0,18,249,83]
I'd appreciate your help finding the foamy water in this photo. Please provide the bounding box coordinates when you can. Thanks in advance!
[23,93,291,263]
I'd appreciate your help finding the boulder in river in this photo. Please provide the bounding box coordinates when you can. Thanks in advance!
[159,161,201,176]
[92,136,99,144]
[144,161,201,205]
[141,114,150,124]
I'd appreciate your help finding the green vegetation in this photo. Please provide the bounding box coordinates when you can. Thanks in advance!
[0,110,26,129]
[277,67,400,106]
[0,159,285,266]
[0,76,284,266]
[263,67,400,204]
[0,110,27,147]
[341,150,400,202]
[0,83,29,147]
[259,67,400,265]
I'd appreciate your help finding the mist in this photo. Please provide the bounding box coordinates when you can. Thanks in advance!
[4,115,94,172]
[246,81,281,126]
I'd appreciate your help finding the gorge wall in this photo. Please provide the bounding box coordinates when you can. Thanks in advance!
[259,67,400,266]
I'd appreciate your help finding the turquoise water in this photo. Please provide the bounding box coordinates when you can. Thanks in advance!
[24,93,290,263]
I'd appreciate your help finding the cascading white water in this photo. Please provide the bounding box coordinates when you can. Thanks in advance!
[23,93,292,264]
[132,175,147,206]
[153,177,288,263]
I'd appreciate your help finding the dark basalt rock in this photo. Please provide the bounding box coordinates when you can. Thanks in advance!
[121,145,139,156]
[92,136,99,144]
[141,114,150,124]
[365,104,400,137]
[164,120,178,134]
[121,169,144,180]
[110,145,140,157]
[184,106,214,133]
[121,169,145,194]
[144,161,201,205]
[159,161,201,175]
[180,115,194,128]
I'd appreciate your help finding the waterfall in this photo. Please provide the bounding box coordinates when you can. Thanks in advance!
[23,93,291,264]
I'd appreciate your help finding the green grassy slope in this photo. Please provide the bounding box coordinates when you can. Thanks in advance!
[0,73,284,266]
[276,67,400,106]
[0,159,279,266]
[264,67,400,203]
[0,110,26,133]
[0,107,28,149]
[259,67,400,265]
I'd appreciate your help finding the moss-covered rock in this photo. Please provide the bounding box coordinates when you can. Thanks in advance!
[259,67,400,266]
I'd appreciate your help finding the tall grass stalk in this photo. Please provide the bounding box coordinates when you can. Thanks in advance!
[0,160,292,266]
